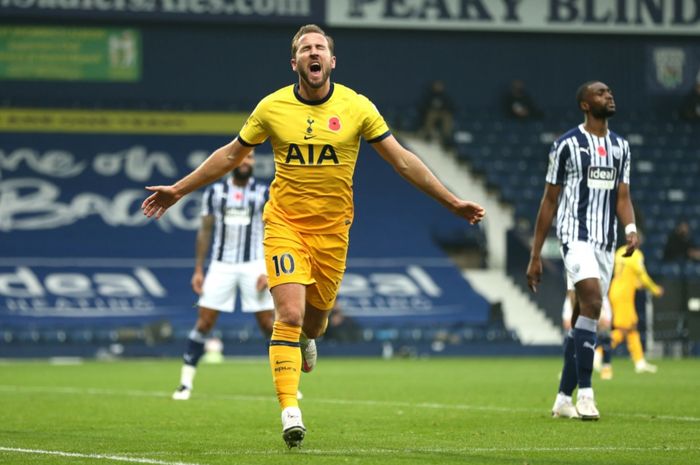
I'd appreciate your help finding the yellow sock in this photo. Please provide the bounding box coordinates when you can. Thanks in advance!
[269,321,302,409]
[626,330,644,364]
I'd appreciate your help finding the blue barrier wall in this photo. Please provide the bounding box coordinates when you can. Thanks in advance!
[0,131,489,341]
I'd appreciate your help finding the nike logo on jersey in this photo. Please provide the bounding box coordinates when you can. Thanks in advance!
[303,135,316,140]
[276,360,294,364]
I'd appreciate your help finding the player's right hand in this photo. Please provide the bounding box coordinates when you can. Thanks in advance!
[526,256,542,293]
[142,185,181,219]
[191,269,204,295]
[454,200,485,225]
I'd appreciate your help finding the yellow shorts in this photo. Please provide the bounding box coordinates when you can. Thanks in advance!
[609,294,638,329]
[263,220,348,311]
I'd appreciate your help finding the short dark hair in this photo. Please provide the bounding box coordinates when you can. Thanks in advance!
[291,24,334,58]
[576,81,598,108]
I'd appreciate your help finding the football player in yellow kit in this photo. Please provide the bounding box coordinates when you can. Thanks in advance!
[608,242,663,376]
[141,24,485,448]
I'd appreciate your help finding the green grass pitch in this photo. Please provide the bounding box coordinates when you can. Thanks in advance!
[0,357,698,465]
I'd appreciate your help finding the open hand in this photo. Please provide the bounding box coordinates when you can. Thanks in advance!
[141,185,181,219]
[455,200,486,225]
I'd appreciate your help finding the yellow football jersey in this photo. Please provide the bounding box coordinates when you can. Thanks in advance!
[238,82,390,234]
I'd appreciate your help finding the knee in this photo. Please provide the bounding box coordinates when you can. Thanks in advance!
[580,296,603,319]
[197,318,216,333]
[257,312,274,337]
[274,303,304,327]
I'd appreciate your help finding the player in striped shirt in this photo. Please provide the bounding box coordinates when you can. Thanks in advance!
[172,152,276,401]
[527,81,639,420]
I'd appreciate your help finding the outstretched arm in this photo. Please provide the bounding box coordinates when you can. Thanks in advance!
[141,138,253,219]
[371,135,485,224]
[526,183,561,292]
[616,182,639,257]
[635,259,663,297]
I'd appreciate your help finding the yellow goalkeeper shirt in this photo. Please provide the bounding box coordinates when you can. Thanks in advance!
[238,82,390,234]
[609,247,661,301]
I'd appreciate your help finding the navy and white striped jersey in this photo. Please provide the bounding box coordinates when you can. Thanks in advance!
[546,124,631,251]
[201,177,269,264]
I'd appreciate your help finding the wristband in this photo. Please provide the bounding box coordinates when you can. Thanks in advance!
[625,224,637,235]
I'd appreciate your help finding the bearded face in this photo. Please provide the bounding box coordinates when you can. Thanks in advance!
[233,163,253,181]
[292,32,336,91]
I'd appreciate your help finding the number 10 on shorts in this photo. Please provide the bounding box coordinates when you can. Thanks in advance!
[272,253,295,276]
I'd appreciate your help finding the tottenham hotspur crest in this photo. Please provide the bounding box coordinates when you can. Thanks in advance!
[304,117,316,140]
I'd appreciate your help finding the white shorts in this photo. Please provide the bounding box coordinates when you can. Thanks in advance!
[561,241,614,297]
[198,260,274,313]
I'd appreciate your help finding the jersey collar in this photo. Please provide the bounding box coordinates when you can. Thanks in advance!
[293,82,334,106]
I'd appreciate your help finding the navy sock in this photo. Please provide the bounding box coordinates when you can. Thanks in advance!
[573,328,597,389]
[558,331,578,396]
[183,329,207,367]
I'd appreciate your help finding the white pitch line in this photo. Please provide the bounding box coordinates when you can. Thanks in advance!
[1,384,699,423]
[0,446,203,465]
[2,444,697,463]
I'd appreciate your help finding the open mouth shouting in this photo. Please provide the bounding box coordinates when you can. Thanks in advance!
[309,62,322,79]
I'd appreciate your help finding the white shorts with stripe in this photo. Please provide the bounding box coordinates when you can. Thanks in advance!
[561,241,614,297]
[198,259,273,313]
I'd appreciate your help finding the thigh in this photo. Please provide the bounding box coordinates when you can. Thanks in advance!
[574,277,603,319]
[264,221,314,289]
[198,261,237,313]
[238,260,274,313]
[594,248,615,297]
[305,231,349,311]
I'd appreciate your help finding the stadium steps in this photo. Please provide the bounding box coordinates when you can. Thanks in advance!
[399,134,514,269]
[400,133,560,345]
[463,270,561,345]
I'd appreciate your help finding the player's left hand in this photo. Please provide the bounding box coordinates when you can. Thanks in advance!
[256,274,268,292]
[622,232,639,257]
[454,200,485,225]
[526,255,542,293]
